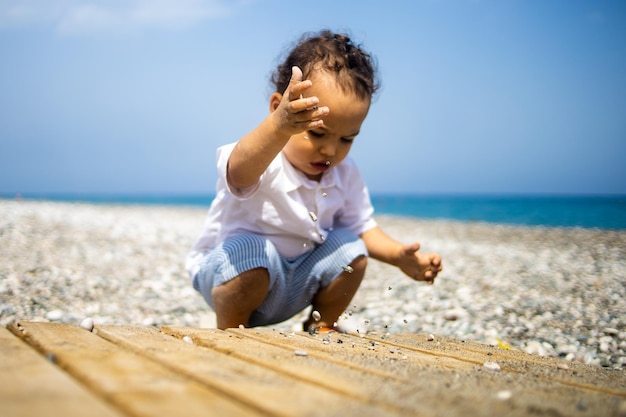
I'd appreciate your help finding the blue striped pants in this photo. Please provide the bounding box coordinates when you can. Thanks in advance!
[192,229,367,327]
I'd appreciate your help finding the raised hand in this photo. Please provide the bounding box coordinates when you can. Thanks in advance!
[271,66,329,137]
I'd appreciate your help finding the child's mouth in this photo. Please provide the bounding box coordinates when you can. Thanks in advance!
[311,160,331,172]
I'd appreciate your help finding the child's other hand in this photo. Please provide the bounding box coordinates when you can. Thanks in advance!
[398,242,443,285]
[272,66,329,136]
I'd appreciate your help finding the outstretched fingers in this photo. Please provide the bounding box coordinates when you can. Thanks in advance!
[284,66,328,128]
[424,254,443,283]
[286,66,308,101]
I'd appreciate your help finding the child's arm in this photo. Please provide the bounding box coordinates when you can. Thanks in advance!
[227,66,329,190]
[360,226,443,284]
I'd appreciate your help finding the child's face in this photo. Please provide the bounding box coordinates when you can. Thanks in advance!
[280,72,370,181]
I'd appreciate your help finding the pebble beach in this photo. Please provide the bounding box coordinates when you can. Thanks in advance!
[1,200,625,369]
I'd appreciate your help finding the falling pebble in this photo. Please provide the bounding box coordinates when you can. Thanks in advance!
[427,334,435,341]
[238,324,245,330]
[322,192,328,197]
[403,319,408,324]
[325,160,331,166]
[341,265,354,273]
[388,286,392,290]
[182,336,193,344]
[294,349,308,357]
[364,319,370,325]
[483,361,501,372]
[80,317,94,332]
[312,310,321,322]
[557,363,569,370]
[497,390,512,400]
[308,211,318,222]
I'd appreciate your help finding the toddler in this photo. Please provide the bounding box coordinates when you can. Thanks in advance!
[186,30,442,331]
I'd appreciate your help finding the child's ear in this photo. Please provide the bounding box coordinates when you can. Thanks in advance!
[269,92,282,113]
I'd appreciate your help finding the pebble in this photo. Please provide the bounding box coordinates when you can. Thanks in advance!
[182,336,193,344]
[312,310,321,322]
[80,317,94,331]
[46,310,63,321]
[496,390,512,400]
[443,308,467,321]
[427,334,435,341]
[483,361,501,372]
[341,265,354,274]
[294,349,308,357]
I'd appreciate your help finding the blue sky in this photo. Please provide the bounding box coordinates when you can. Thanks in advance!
[1,0,625,196]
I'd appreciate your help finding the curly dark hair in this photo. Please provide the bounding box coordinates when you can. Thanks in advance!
[271,30,380,101]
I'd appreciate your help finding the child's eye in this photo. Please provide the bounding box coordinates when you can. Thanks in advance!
[307,130,325,138]
[341,137,355,144]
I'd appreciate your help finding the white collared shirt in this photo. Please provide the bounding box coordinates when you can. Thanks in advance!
[186,142,377,277]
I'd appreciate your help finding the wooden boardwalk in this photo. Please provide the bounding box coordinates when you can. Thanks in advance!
[2,321,625,417]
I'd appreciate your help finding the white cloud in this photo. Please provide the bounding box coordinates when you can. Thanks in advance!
[0,0,241,34]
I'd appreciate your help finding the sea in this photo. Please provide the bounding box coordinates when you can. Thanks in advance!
[3,193,626,230]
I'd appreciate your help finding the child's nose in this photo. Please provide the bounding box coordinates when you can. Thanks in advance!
[319,142,336,156]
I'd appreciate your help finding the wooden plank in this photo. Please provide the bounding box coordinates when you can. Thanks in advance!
[7,321,263,417]
[222,327,625,417]
[169,326,583,417]
[163,325,460,417]
[367,333,626,396]
[96,324,408,417]
[6,322,625,417]
[0,326,123,417]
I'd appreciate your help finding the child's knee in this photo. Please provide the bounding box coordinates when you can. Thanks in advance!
[211,268,271,327]
[350,254,368,274]
[211,267,270,301]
